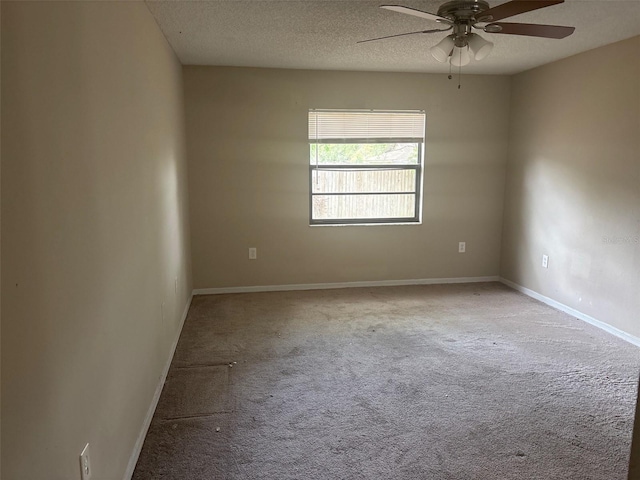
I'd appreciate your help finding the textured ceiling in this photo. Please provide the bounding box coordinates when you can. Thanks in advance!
[145,0,640,75]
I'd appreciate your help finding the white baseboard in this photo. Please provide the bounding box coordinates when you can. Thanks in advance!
[499,277,640,348]
[193,276,500,295]
[123,293,193,480]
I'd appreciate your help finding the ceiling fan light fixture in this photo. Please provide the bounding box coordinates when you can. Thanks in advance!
[430,35,455,63]
[450,45,471,67]
[467,33,494,61]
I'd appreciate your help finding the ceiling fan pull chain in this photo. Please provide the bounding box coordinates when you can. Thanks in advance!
[458,51,462,89]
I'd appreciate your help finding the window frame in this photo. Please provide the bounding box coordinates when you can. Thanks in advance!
[308,110,425,226]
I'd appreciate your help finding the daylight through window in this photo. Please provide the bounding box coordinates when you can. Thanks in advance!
[309,109,426,225]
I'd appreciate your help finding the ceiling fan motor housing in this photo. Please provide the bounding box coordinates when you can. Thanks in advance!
[437,0,490,46]
[437,0,490,21]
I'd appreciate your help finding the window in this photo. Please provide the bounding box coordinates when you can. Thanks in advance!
[309,109,425,225]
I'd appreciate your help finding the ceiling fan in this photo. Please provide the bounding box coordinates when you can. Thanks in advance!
[359,0,575,67]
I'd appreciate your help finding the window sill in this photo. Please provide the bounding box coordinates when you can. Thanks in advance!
[309,222,422,227]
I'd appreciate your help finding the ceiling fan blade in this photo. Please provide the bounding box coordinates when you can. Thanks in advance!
[485,22,575,39]
[357,28,452,44]
[475,0,564,23]
[380,5,453,24]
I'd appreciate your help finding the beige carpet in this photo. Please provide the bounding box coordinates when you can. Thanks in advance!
[133,282,639,479]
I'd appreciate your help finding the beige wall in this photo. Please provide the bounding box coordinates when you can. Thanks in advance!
[184,67,511,289]
[501,36,640,337]
[1,2,192,479]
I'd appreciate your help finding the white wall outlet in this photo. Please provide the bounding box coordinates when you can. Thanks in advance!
[174,277,178,294]
[249,248,257,260]
[542,254,549,268]
[79,443,92,480]
[458,242,466,253]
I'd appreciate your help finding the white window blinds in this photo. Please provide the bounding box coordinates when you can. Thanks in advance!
[308,110,426,143]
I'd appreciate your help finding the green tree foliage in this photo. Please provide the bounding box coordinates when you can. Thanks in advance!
[309,143,418,165]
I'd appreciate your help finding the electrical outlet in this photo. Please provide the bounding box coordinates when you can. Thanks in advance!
[175,277,178,294]
[458,242,466,253]
[249,248,257,260]
[542,254,549,268]
[79,444,92,480]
